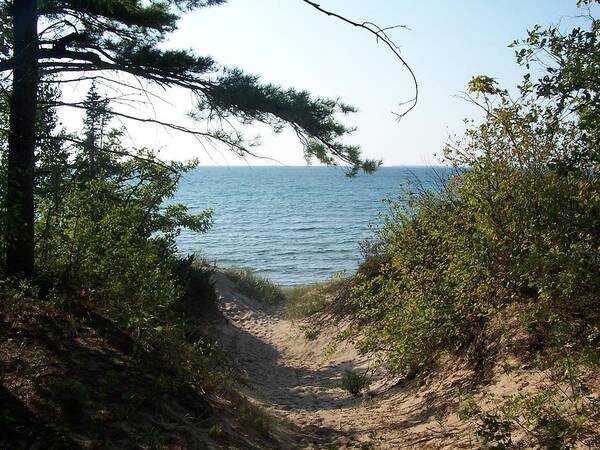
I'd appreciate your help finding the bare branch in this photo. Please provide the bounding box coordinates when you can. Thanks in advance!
[302,0,418,120]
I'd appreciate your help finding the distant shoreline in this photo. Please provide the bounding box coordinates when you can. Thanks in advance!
[190,164,452,168]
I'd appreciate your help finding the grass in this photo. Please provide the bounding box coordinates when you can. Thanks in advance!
[282,272,348,319]
[223,268,350,316]
[224,267,285,305]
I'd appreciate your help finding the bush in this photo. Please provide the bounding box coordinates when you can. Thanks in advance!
[299,324,321,340]
[349,10,600,376]
[33,152,213,332]
[172,255,217,310]
[340,369,370,397]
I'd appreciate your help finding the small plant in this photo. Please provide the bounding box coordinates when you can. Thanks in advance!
[322,342,338,359]
[340,369,370,397]
[299,323,321,341]
[50,378,90,415]
[208,424,224,441]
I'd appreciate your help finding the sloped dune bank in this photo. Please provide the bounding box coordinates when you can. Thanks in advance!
[212,272,556,449]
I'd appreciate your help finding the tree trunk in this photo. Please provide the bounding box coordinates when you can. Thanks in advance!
[5,0,39,277]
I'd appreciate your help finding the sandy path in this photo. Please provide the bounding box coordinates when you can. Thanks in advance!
[213,273,469,449]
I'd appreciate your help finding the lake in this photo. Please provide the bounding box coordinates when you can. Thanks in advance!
[171,166,452,285]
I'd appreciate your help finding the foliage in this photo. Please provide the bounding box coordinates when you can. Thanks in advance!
[35,148,212,328]
[299,323,321,341]
[10,0,376,168]
[283,272,348,319]
[49,378,90,416]
[172,255,217,308]
[459,363,600,448]
[345,14,600,446]
[0,286,230,449]
[11,86,215,331]
[349,4,600,377]
[2,0,382,278]
[340,369,370,397]
[208,424,224,441]
[224,267,285,305]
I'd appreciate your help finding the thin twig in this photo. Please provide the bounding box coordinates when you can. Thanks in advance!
[302,0,418,120]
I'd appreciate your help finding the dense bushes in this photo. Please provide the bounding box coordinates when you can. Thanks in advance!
[35,153,213,328]
[0,83,216,336]
[353,163,599,374]
[348,12,600,444]
[350,8,600,375]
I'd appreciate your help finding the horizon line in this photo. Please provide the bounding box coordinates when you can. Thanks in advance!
[192,163,451,168]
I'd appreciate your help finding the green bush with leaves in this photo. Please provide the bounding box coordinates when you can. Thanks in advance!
[34,151,213,327]
[17,86,215,333]
[340,369,371,397]
[350,4,600,376]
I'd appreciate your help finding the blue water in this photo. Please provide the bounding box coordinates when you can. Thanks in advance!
[171,166,451,285]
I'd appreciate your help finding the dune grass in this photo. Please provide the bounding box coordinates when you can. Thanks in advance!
[223,268,349,318]
[282,272,347,319]
[224,267,285,305]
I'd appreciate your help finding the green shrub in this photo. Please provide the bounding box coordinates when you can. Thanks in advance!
[349,10,600,376]
[299,323,321,340]
[50,378,90,416]
[34,151,213,331]
[208,424,224,441]
[340,369,370,397]
[172,255,217,310]
[224,268,284,305]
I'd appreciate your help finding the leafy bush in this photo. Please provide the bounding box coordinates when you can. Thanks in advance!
[340,369,370,397]
[172,255,217,310]
[50,379,90,416]
[36,156,212,327]
[224,268,284,305]
[349,8,600,376]
[299,323,321,340]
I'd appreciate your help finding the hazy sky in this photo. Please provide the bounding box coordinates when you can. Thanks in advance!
[73,1,590,166]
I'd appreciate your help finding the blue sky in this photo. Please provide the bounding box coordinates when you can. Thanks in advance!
[110,1,591,166]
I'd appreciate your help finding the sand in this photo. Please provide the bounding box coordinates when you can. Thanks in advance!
[212,272,480,449]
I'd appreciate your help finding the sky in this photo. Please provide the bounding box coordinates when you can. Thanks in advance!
[64,0,591,166]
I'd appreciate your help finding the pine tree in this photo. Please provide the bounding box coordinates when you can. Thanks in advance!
[77,84,115,181]
[0,0,381,277]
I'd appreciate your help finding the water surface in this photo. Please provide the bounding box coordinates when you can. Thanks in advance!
[172,166,451,285]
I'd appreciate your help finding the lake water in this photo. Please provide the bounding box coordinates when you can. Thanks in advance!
[171,166,451,285]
